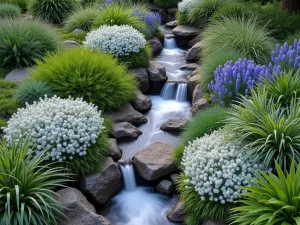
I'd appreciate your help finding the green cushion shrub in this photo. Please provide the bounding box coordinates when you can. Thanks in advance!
[15,80,54,105]
[0,0,27,12]
[231,161,300,224]
[30,47,137,112]
[0,19,60,69]
[0,138,71,224]
[201,16,275,64]
[64,6,100,32]
[0,3,21,18]
[28,0,80,24]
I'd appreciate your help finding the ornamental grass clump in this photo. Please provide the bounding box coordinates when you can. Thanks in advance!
[231,161,300,225]
[0,138,71,225]
[226,88,300,171]
[30,47,137,111]
[208,58,270,106]
[179,130,263,224]
[28,0,80,24]
[271,40,300,73]
[0,3,21,18]
[0,19,60,69]
[4,96,106,174]
[84,25,151,68]
[201,17,275,64]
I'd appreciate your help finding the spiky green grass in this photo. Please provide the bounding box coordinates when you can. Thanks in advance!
[0,3,21,18]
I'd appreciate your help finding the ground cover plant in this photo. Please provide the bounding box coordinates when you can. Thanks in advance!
[0,3,20,18]
[0,138,71,225]
[84,25,151,69]
[30,47,137,111]
[28,0,80,24]
[0,19,60,69]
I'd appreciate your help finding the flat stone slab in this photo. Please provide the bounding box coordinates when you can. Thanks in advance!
[166,20,177,28]
[111,122,142,140]
[5,67,32,82]
[172,25,200,37]
[160,119,188,132]
[179,63,199,71]
[109,103,148,124]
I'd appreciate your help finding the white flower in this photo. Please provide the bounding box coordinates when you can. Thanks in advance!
[84,25,146,57]
[178,0,199,13]
[3,96,104,161]
[181,130,264,204]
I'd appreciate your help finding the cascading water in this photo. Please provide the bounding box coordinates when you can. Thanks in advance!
[100,29,192,225]
[175,83,188,102]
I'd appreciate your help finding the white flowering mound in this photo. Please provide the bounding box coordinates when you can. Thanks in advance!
[182,130,263,204]
[178,0,199,13]
[84,25,146,57]
[4,96,104,161]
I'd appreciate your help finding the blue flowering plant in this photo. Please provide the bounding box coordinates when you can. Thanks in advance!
[208,59,269,106]
[131,9,161,38]
[271,39,300,74]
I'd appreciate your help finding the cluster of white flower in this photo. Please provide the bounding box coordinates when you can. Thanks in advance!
[182,130,263,204]
[84,25,146,57]
[178,0,199,13]
[4,96,104,161]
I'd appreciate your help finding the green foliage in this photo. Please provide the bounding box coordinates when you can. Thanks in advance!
[0,3,21,18]
[0,138,71,225]
[30,47,137,112]
[201,16,275,64]
[92,4,150,39]
[211,3,254,22]
[199,49,248,91]
[15,80,54,105]
[226,88,300,171]
[153,0,180,8]
[285,30,300,45]
[178,174,233,224]
[28,0,80,24]
[0,19,60,69]
[176,11,189,25]
[173,106,228,167]
[187,0,235,28]
[0,79,19,120]
[231,161,300,225]
[64,6,100,32]
[118,43,151,69]
[58,28,87,44]
[0,0,27,12]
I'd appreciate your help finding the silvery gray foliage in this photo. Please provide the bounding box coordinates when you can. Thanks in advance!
[84,25,146,57]
[178,0,198,13]
[182,130,263,204]
[4,96,104,161]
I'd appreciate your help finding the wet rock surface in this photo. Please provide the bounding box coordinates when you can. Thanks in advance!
[160,118,188,132]
[156,179,174,195]
[107,138,122,161]
[167,200,185,223]
[111,122,142,140]
[130,68,150,94]
[109,103,148,124]
[132,90,152,112]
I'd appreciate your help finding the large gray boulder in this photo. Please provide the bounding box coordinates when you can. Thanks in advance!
[132,90,152,112]
[129,68,150,93]
[80,157,122,205]
[111,122,142,140]
[107,138,122,161]
[156,180,174,195]
[132,142,177,181]
[149,37,163,54]
[109,103,148,124]
[167,200,185,223]
[5,67,32,82]
[172,25,201,48]
[186,42,202,62]
[147,62,168,94]
[160,118,188,132]
[56,187,112,225]
[192,83,203,104]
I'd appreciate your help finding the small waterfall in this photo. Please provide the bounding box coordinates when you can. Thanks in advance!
[175,83,188,102]
[164,38,177,49]
[160,82,176,100]
[120,164,137,192]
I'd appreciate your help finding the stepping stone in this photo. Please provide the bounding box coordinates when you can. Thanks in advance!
[111,122,142,140]
[160,119,188,132]
[5,67,32,83]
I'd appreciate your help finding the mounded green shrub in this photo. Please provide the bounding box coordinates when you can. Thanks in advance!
[187,0,235,28]
[92,4,149,38]
[231,161,300,225]
[211,3,254,22]
[201,17,275,64]
[118,44,151,69]
[173,105,228,167]
[0,138,71,224]
[0,79,19,120]
[0,19,60,69]
[64,6,100,32]
[199,49,248,91]
[153,0,180,8]
[30,47,137,112]
[15,80,54,105]
[28,0,80,24]
[0,0,27,12]
[0,3,21,18]
[227,88,300,171]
